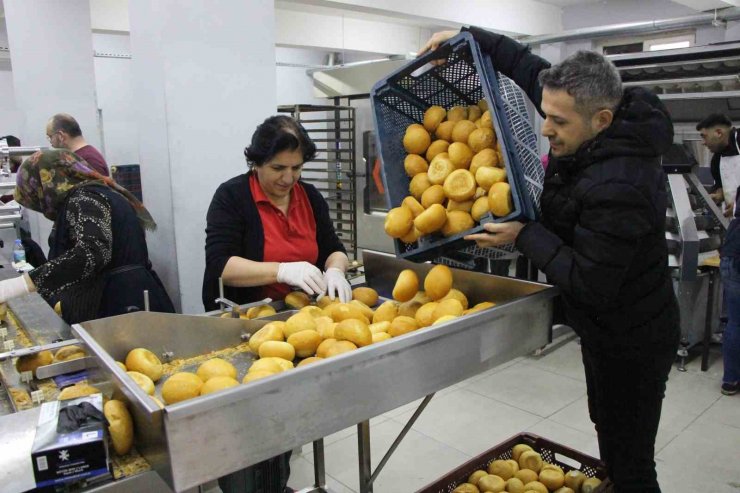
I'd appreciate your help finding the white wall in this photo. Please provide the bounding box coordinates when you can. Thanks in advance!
[92,32,138,166]
[0,19,24,139]
[276,46,329,106]
[129,0,279,314]
[89,0,129,32]
[562,0,697,30]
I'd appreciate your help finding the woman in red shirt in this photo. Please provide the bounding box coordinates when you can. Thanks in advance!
[204,116,352,492]
[203,115,351,309]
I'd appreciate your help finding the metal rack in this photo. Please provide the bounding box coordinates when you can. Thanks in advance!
[609,41,740,122]
[0,145,45,233]
[278,104,357,260]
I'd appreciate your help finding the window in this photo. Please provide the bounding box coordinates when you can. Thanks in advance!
[645,35,693,52]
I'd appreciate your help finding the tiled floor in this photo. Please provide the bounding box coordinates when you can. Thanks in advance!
[285,336,740,493]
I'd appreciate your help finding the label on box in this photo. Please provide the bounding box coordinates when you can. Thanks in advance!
[31,394,110,487]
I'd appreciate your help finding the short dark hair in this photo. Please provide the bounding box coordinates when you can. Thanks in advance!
[0,135,20,147]
[696,113,732,131]
[50,113,83,138]
[538,50,623,117]
[244,115,317,167]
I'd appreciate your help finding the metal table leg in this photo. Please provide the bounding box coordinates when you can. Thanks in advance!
[295,440,328,493]
[313,439,326,489]
[357,393,435,493]
[702,268,717,371]
[358,421,372,493]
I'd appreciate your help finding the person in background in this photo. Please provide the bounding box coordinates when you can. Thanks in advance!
[697,113,740,215]
[46,113,109,176]
[719,179,740,396]
[0,150,174,323]
[203,115,351,312]
[203,115,351,492]
[421,29,679,492]
[0,134,23,175]
[1,135,23,203]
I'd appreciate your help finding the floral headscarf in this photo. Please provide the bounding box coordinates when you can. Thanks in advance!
[14,149,156,230]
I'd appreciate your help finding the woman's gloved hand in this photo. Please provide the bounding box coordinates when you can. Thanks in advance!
[0,275,30,303]
[324,267,351,303]
[276,261,326,296]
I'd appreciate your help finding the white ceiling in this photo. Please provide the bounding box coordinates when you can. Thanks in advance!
[535,0,603,6]
[537,0,738,8]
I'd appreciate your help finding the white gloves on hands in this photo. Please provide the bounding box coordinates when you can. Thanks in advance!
[0,275,30,303]
[324,267,351,303]
[276,261,327,296]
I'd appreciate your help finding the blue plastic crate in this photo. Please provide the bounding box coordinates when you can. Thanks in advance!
[111,164,143,203]
[370,32,542,262]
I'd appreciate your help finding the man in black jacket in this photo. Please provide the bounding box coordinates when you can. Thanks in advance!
[421,29,679,492]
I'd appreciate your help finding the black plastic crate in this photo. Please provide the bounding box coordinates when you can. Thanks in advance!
[416,432,607,493]
[370,32,542,262]
[111,164,143,203]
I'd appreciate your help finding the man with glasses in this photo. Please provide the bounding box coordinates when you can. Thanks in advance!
[46,114,109,176]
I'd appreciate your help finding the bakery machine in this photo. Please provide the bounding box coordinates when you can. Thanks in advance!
[0,144,44,236]
[609,43,740,368]
[663,146,726,368]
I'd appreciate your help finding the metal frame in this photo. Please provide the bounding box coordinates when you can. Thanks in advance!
[0,145,45,232]
[278,104,358,260]
[667,173,700,281]
[685,172,729,231]
[72,250,556,492]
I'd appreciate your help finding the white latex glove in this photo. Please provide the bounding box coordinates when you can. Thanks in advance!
[324,267,351,303]
[276,261,326,296]
[0,275,30,303]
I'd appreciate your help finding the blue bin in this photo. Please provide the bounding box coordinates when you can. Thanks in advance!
[370,32,543,262]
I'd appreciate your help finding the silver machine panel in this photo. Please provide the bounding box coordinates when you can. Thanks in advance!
[72,250,557,491]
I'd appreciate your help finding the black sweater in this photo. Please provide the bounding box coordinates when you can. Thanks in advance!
[31,185,174,323]
[202,172,346,311]
[466,26,679,350]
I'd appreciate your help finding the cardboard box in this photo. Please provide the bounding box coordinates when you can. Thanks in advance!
[31,393,110,488]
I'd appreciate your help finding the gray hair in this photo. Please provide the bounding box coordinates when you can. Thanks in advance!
[538,50,622,117]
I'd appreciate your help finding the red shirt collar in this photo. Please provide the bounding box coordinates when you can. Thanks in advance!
[249,173,303,212]
[250,173,272,204]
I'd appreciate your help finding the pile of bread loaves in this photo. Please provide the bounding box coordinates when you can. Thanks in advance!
[453,442,602,493]
[385,100,513,244]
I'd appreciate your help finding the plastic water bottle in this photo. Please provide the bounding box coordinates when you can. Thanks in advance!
[13,239,26,264]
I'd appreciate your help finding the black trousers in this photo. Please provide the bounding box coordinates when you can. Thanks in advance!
[582,341,676,493]
[217,451,291,493]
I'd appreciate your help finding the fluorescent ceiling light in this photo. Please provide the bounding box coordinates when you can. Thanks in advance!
[649,41,691,51]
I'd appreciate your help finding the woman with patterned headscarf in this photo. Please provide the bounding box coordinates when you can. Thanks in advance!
[0,149,174,323]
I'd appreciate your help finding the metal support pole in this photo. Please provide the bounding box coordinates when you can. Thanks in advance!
[702,269,717,371]
[357,421,372,493]
[312,439,326,489]
[356,393,436,492]
[368,393,434,486]
[143,290,150,312]
[218,277,225,310]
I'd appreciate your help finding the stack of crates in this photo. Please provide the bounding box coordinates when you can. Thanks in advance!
[111,164,143,203]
